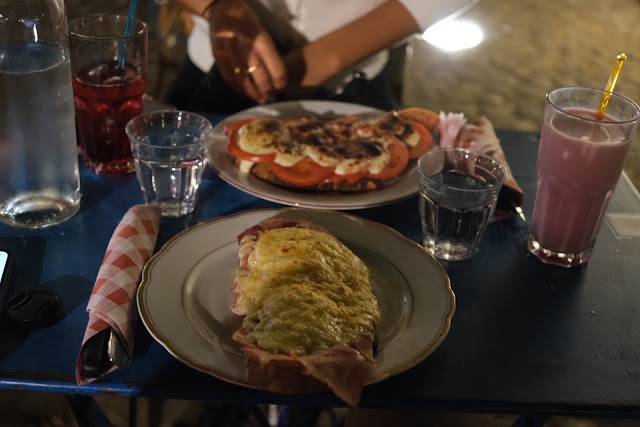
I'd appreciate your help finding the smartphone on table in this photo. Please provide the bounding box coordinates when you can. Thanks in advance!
[0,249,14,317]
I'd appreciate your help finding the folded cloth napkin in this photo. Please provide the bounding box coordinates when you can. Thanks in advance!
[76,204,161,385]
[437,112,525,222]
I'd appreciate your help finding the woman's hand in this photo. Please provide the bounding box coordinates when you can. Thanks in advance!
[279,0,420,98]
[205,0,286,103]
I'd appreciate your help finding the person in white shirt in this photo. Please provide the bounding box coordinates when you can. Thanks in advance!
[163,0,474,113]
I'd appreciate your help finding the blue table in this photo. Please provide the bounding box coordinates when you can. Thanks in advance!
[1,128,640,420]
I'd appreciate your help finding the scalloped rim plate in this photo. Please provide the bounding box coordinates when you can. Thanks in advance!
[206,100,420,210]
[137,208,455,390]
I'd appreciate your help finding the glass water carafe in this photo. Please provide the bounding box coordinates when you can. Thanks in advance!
[0,0,81,229]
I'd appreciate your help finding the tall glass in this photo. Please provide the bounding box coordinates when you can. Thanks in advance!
[528,87,640,267]
[69,14,147,175]
[0,0,81,229]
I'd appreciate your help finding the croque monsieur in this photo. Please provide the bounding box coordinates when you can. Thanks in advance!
[231,218,381,406]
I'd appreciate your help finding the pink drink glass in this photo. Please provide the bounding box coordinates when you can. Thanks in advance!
[528,87,640,268]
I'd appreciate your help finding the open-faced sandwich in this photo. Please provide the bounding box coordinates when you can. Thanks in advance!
[231,218,381,406]
[223,108,440,192]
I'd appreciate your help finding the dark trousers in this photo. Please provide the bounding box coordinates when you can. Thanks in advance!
[164,57,400,114]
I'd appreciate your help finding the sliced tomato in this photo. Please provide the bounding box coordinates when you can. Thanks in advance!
[397,108,440,130]
[329,170,367,184]
[271,157,335,187]
[366,140,410,180]
[407,121,434,159]
[224,118,276,163]
[228,133,276,163]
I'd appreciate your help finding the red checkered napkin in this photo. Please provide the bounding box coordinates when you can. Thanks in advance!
[76,204,161,384]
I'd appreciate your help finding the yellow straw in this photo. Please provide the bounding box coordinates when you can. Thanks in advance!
[596,52,627,119]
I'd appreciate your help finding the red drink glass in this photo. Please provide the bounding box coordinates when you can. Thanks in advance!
[69,15,147,175]
[528,87,640,267]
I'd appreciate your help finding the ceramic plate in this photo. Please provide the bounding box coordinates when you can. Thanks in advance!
[137,208,455,389]
[206,100,420,210]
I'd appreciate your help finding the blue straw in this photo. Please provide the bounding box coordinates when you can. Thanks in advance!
[117,0,138,70]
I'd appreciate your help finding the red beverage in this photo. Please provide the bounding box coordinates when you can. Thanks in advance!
[73,61,145,175]
[529,107,632,266]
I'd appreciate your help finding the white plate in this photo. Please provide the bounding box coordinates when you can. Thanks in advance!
[206,100,420,210]
[138,208,455,391]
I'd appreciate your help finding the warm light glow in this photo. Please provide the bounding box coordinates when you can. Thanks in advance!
[422,20,484,52]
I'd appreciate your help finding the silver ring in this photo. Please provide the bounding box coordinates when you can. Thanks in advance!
[246,64,259,74]
[233,67,242,75]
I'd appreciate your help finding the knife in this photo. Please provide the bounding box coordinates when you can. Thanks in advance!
[81,328,112,378]
[81,328,131,378]
[107,328,131,368]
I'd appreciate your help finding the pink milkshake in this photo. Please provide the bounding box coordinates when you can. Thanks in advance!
[528,87,640,267]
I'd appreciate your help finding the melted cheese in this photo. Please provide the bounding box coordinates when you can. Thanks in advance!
[237,119,305,167]
[234,227,381,356]
[237,119,285,155]
[401,129,420,147]
[235,116,404,175]
[238,160,254,173]
[333,138,392,176]
[358,115,421,147]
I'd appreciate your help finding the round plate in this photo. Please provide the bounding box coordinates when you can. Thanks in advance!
[206,100,420,210]
[137,208,455,390]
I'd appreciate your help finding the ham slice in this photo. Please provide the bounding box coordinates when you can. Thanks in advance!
[231,218,377,407]
[233,329,373,406]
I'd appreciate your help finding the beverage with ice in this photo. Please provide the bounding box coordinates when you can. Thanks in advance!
[0,42,81,228]
[73,61,145,175]
[528,87,640,267]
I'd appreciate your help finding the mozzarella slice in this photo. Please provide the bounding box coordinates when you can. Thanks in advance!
[363,114,421,147]
[238,160,254,173]
[237,119,286,155]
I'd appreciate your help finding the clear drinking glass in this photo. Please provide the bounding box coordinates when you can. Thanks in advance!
[418,148,507,261]
[126,110,212,217]
[528,87,640,268]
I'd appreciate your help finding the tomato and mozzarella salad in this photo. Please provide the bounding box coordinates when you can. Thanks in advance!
[224,109,438,187]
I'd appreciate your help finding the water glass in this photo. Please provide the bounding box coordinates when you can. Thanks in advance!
[418,148,507,261]
[125,110,212,217]
[69,14,147,175]
[528,87,640,267]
